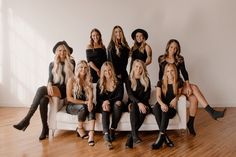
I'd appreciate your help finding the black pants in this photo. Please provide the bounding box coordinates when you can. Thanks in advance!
[101,101,123,133]
[152,102,176,132]
[129,103,149,138]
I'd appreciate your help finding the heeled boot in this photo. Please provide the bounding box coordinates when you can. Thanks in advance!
[187,116,196,136]
[152,133,165,149]
[13,104,38,131]
[39,97,49,140]
[164,134,174,147]
[205,105,226,120]
[125,134,133,148]
[39,126,49,140]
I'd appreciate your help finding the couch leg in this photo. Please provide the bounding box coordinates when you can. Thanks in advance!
[51,129,55,137]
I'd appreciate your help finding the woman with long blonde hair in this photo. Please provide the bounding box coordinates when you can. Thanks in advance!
[107,25,130,82]
[13,41,75,140]
[66,60,96,146]
[152,63,183,149]
[96,61,124,149]
[86,28,107,83]
[125,59,151,149]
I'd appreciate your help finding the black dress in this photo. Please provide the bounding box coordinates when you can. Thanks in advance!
[107,42,129,82]
[86,48,107,83]
[130,48,147,69]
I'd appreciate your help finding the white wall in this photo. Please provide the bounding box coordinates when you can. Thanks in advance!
[0,0,236,107]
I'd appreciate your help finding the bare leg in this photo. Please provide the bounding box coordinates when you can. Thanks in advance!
[76,121,88,139]
[87,119,95,146]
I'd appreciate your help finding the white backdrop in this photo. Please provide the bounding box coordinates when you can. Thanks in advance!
[0,0,236,107]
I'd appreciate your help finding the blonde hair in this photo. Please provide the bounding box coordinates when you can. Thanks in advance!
[99,61,117,94]
[162,63,178,96]
[129,59,149,91]
[52,44,74,84]
[72,60,92,99]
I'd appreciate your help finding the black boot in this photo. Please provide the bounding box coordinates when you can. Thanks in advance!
[152,133,165,149]
[125,134,133,149]
[164,134,174,147]
[205,105,226,120]
[39,97,49,140]
[103,133,113,150]
[110,128,115,142]
[13,104,38,131]
[187,116,196,136]
[39,126,49,140]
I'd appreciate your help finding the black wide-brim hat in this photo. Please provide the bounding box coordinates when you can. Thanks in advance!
[131,28,148,40]
[53,40,73,54]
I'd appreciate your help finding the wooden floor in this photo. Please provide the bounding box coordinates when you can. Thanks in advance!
[0,107,235,157]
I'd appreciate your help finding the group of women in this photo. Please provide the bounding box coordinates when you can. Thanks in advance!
[13,25,226,150]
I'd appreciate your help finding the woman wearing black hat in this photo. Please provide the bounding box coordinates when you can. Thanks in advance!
[13,41,75,140]
[107,25,130,83]
[130,28,152,69]
[86,28,107,83]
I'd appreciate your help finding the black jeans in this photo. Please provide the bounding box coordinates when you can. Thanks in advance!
[129,103,150,139]
[100,101,123,133]
[152,102,176,132]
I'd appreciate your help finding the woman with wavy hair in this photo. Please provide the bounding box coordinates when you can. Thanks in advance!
[66,60,96,146]
[152,63,183,149]
[86,28,107,83]
[130,28,152,69]
[96,61,124,149]
[125,59,151,149]
[107,25,130,82]
[158,39,226,136]
[13,41,75,140]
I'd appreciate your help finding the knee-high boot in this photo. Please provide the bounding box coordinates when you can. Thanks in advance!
[39,97,49,140]
[13,86,47,131]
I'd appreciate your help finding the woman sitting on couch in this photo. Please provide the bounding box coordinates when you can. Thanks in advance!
[66,60,96,146]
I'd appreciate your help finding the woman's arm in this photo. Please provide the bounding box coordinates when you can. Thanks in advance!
[145,44,152,66]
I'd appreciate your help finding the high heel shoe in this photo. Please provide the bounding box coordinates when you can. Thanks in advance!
[13,120,30,131]
[39,126,49,140]
[76,127,88,139]
[164,134,174,147]
[103,133,113,150]
[152,133,165,149]
[88,130,95,146]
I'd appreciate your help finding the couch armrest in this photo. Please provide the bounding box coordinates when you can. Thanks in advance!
[48,97,65,130]
[176,95,187,129]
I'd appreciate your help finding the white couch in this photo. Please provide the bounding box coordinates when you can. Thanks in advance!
[48,85,187,136]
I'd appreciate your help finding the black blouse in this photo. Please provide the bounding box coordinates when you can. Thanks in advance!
[158,56,189,81]
[156,79,183,104]
[96,79,124,108]
[126,78,151,106]
[107,42,129,82]
[48,59,75,98]
[86,48,107,83]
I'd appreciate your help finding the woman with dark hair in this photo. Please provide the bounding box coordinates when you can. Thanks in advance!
[158,39,226,136]
[107,25,130,82]
[130,28,152,68]
[66,60,96,146]
[13,41,75,140]
[152,63,183,149]
[125,59,151,149]
[86,28,107,83]
[96,61,124,150]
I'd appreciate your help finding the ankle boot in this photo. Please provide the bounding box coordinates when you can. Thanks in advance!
[110,128,115,141]
[205,105,226,120]
[152,133,165,149]
[125,134,133,149]
[164,134,174,147]
[187,116,196,136]
[39,126,49,140]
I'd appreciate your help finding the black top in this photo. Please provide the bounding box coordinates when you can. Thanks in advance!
[96,79,124,108]
[131,48,147,68]
[156,79,183,104]
[126,78,151,106]
[107,42,129,82]
[48,59,75,98]
[86,48,107,83]
[158,56,189,81]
